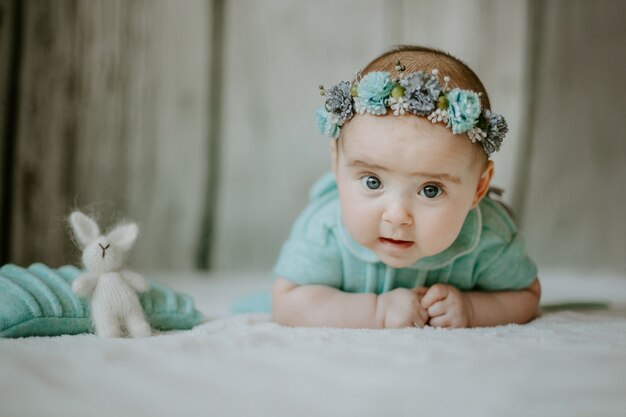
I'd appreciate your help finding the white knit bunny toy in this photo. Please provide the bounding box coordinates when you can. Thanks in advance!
[69,211,151,338]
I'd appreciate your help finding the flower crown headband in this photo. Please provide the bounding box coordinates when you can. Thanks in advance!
[316,60,508,156]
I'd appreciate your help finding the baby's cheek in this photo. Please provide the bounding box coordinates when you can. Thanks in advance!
[420,213,466,255]
[341,197,377,244]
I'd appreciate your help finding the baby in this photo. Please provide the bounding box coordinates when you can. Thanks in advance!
[271,45,540,329]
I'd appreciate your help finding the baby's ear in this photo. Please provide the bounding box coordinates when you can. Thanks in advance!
[472,160,494,208]
[107,223,138,252]
[69,211,101,247]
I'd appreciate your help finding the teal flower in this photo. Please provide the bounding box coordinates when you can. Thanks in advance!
[355,72,393,115]
[446,88,481,134]
[316,107,340,139]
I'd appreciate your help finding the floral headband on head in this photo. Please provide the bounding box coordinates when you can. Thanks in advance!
[316,60,508,156]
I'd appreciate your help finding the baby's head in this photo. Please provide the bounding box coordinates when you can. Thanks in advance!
[318,45,506,268]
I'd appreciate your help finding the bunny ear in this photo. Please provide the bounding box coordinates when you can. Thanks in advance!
[107,223,138,252]
[69,211,101,246]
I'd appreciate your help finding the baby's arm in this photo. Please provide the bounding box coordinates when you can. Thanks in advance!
[465,278,541,327]
[272,277,428,328]
[421,278,541,328]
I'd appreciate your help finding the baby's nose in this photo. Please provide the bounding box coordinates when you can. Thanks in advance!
[382,200,413,226]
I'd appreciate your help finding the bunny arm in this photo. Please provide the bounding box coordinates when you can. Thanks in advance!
[120,270,150,293]
[72,272,99,296]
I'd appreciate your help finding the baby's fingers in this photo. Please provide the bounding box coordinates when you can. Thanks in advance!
[426,300,446,318]
[421,284,449,309]
[412,286,428,297]
[412,307,429,328]
[429,313,468,329]
[428,314,452,328]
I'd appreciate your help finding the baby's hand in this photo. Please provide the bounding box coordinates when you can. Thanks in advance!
[421,284,473,328]
[377,287,429,329]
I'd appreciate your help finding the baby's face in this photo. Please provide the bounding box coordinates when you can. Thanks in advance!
[333,114,489,268]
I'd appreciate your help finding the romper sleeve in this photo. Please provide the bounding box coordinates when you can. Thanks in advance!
[470,197,538,291]
[272,172,343,288]
[273,237,343,288]
[473,231,538,291]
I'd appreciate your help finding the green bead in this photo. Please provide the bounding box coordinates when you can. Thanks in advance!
[390,85,405,99]
[350,83,358,97]
[437,96,449,110]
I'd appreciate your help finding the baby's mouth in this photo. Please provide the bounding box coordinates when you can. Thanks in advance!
[379,237,415,249]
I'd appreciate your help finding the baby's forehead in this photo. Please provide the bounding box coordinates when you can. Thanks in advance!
[344,113,450,140]
[344,146,475,176]
[341,114,480,169]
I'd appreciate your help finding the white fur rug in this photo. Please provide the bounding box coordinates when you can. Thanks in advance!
[1,270,625,417]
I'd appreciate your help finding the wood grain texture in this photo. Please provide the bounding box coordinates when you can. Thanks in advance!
[400,0,530,204]
[520,0,626,270]
[0,0,17,261]
[10,0,210,270]
[8,0,623,273]
[212,0,530,271]
[0,0,9,226]
[0,0,9,192]
[211,0,405,271]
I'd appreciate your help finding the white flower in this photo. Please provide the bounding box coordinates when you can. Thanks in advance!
[427,108,449,124]
[353,97,387,115]
[467,126,487,143]
[388,97,409,116]
[354,98,367,115]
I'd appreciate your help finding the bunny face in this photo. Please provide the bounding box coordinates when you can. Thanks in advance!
[82,236,126,273]
[70,211,138,274]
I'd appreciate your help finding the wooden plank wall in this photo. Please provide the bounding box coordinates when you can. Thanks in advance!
[211,0,530,271]
[520,0,626,271]
[5,0,211,270]
[1,0,625,273]
[0,0,17,263]
[212,0,405,270]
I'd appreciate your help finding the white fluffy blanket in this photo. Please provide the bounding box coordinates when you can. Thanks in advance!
[1,270,625,417]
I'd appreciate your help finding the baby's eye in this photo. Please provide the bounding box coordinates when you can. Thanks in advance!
[419,184,443,199]
[361,175,382,190]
